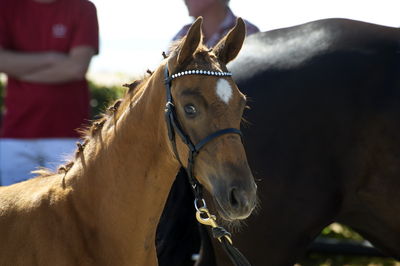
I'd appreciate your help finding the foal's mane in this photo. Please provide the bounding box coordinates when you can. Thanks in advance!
[36,39,214,178]
[31,77,143,178]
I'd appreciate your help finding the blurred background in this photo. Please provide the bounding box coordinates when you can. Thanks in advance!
[87,0,400,86]
[1,1,400,264]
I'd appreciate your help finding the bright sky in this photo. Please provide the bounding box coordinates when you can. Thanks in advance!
[88,0,400,84]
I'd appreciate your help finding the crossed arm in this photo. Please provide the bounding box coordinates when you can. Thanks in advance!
[0,46,95,84]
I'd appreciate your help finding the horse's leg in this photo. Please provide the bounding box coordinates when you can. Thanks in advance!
[338,212,400,261]
[337,124,400,260]
[338,176,400,259]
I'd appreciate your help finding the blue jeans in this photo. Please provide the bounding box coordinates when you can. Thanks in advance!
[0,138,77,186]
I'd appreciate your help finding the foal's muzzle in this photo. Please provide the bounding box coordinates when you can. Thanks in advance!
[214,176,257,221]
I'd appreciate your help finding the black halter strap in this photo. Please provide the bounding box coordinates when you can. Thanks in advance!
[164,62,242,199]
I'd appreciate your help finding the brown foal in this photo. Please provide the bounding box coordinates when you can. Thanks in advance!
[0,17,256,266]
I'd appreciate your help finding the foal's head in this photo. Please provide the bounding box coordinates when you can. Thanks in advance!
[165,17,257,221]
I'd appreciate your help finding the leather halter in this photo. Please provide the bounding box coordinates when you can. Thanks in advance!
[163,62,243,199]
[164,62,251,266]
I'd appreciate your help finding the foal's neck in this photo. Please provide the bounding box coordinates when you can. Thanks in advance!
[67,65,180,263]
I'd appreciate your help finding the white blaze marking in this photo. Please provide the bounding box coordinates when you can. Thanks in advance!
[216,79,233,104]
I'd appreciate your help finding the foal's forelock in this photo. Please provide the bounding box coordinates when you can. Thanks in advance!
[169,39,219,70]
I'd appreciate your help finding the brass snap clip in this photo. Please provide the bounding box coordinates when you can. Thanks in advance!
[195,207,233,244]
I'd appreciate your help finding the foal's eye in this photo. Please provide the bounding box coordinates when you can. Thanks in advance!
[184,104,197,117]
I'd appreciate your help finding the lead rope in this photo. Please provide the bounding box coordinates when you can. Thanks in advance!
[164,63,252,266]
[195,201,251,266]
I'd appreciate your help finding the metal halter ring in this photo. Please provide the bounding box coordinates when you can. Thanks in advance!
[194,198,207,212]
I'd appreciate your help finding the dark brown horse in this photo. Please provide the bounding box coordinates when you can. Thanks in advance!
[157,18,400,265]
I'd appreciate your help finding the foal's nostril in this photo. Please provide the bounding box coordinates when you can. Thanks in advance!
[224,186,255,219]
[229,188,240,209]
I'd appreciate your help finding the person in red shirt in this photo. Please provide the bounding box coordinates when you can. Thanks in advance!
[0,0,99,185]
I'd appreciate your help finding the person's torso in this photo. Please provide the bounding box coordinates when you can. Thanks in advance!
[1,0,93,138]
[7,0,85,53]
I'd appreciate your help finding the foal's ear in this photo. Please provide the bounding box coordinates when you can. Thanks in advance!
[213,17,246,64]
[177,17,203,65]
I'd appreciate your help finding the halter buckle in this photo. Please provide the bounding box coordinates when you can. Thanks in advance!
[165,101,174,112]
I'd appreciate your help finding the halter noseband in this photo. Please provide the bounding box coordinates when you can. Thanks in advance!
[163,62,242,199]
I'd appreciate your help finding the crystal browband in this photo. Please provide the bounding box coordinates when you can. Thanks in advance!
[170,69,232,80]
